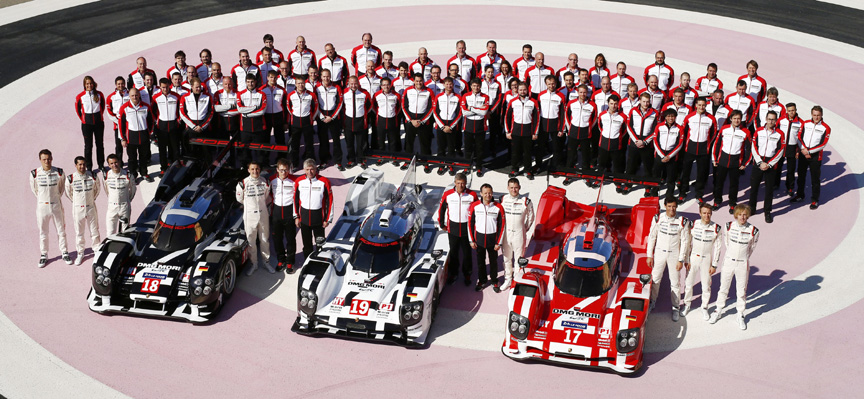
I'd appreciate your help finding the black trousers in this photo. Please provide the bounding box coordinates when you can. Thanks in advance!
[376,118,402,152]
[317,119,340,164]
[566,135,591,169]
[679,152,711,197]
[81,122,105,170]
[112,128,124,167]
[240,130,268,167]
[404,122,433,155]
[796,156,822,202]
[713,165,742,206]
[156,126,182,171]
[436,127,460,157]
[550,132,567,170]
[300,223,325,258]
[748,166,778,215]
[625,144,654,178]
[597,148,626,174]
[271,206,297,264]
[652,156,679,199]
[343,128,367,164]
[291,124,316,162]
[488,110,502,150]
[448,228,472,279]
[368,115,379,150]
[126,143,150,178]
[775,148,798,191]
[464,131,486,166]
[510,135,533,172]
[534,129,554,170]
[265,113,287,162]
[474,232,499,284]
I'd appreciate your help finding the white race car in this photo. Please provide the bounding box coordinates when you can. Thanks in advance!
[291,159,451,347]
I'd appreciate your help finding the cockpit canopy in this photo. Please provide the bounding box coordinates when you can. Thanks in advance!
[554,220,619,298]
[152,184,222,251]
[351,206,419,274]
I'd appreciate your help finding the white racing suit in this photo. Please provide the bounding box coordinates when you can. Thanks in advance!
[646,213,691,309]
[65,171,101,255]
[684,220,721,309]
[30,167,68,255]
[500,193,535,285]
[103,169,136,236]
[715,221,759,315]
[236,176,271,267]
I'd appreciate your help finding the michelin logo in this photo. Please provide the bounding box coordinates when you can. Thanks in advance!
[561,321,587,329]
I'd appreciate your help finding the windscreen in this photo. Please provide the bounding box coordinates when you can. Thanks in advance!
[350,237,403,275]
[554,256,615,298]
[152,221,202,252]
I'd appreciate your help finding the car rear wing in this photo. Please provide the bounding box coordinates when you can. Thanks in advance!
[362,150,474,176]
[546,166,663,188]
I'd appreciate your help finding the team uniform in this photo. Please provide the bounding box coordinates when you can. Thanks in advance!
[625,106,659,184]
[236,175,272,274]
[795,119,831,205]
[712,221,759,329]
[293,174,334,257]
[103,168,135,236]
[287,90,319,163]
[287,47,317,77]
[468,200,506,287]
[712,125,752,209]
[748,126,785,218]
[461,91,490,167]
[679,111,718,200]
[106,88,130,166]
[537,89,566,170]
[65,170,101,262]
[684,219,721,317]
[236,86,268,166]
[260,83,288,158]
[75,90,107,170]
[596,108,629,176]
[401,86,435,156]
[695,75,723,98]
[341,88,372,165]
[31,167,69,263]
[644,63,675,92]
[270,173,298,270]
[315,83,344,164]
[438,188,479,282]
[371,89,402,152]
[318,54,351,87]
[433,91,463,158]
[646,212,691,315]
[151,90,183,171]
[776,114,804,193]
[351,44,382,76]
[564,98,598,169]
[505,96,540,174]
[738,74,768,104]
[409,57,437,81]
[651,122,685,199]
[117,100,155,179]
[179,91,214,159]
[500,193,534,288]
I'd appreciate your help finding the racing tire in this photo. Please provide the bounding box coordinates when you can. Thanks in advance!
[220,256,238,296]
[431,284,440,322]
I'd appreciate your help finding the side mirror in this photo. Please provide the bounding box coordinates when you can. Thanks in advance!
[315,236,326,247]
[432,249,443,259]
[639,274,651,285]
[517,257,529,271]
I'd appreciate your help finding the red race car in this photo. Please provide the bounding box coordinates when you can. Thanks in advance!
[502,177,659,373]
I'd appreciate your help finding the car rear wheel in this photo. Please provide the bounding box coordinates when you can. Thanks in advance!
[431,284,440,322]
[221,256,237,296]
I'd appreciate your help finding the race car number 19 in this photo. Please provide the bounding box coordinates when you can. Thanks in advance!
[349,300,371,316]
[141,278,160,293]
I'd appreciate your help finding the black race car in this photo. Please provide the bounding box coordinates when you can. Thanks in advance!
[87,144,251,322]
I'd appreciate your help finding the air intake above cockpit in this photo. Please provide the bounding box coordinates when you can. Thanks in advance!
[379,209,393,228]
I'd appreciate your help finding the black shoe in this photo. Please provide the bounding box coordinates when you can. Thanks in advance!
[446,275,457,285]
[463,277,471,286]
[476,168,484,177]
[810,201,819,210]
[563,178,574,186]
[437,166,447,175]
[677,195,686,204]
[448,166,456,176]
[791,195,804,203]
[392,160,401,166]
[526,172,534,181]
[584,179,593,188]
[729,205,735,214]
[508,170,517,178]
[276,261,285,272]
[787,188,795,196]
[346,161,356,169]
[615,185,623,193]
[285,264,296,274]
[337,164,346,171]
[400,162,410,170]
[145,175,154,183]
[376,159,384,165]
[696,197,706,206]
[712,203,720,211]
[475,282,485,292]
[765,213,774,223]
[423,165,432,173]
[360,162,368,169]
[492,283,501,293]
[644,189,652,198]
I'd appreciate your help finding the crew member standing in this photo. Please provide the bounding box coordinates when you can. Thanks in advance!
[118,88,155,182]
[468,184,505,292]
[791,105,831,210]
[712,110,752,214]
[650,109,684,199]
[710,204,759,330]
[65,156,101,265]
[747,111,785,223]
[504,82,540,179]
[438,173,478,286]
[31,149,71,267]
[287,77,319,164]
[75,76,106,172]
[682,203,721,320]
[236,160,273,275]
[293,159,334,259]
[499,178,534,290]
[103,154,135,236]
[646,198,691,321]
[270,158,298,273]
[152,78,182,173]
[461,78,490,176]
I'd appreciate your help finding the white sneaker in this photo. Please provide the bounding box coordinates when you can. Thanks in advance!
[62,252,73,265]
[74,255,83,266]
[701,308,710,321]
[264,262,276,274]
[671,307,680,322]
[38,255,47,268]
[681,304,691,317]
[708,311,720,324]
[502,278,512,290]
[738,315,747,330]
[245,264,258,276]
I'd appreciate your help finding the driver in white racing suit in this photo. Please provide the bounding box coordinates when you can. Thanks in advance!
[646,197,691,321]
[236,160,273,275]
[710,204,759,330]
[499,177,535,290]
[682,202,721,320]
[103,153,135,236]
[65,156,101,265]
[31,149,71,267]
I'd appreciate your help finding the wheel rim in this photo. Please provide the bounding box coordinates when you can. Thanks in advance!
[222,258,236,294]
[431,285,440,321]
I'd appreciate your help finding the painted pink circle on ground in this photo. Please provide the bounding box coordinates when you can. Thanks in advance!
[0,5,860,398]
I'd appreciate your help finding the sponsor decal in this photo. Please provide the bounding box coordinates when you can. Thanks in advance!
[141,278,161,293]
[406,293,418,298]
[349,299,371,316]
[531,331,547,340]
[137,262,183,271]
[626,315,637,322]
[348,281,385,290]
[599,328,611,337]
[197,266,209,272]
[142,272,167,280]
[552,309,601,319]
[561,321,587,330]
[379,303,394,311]
[332,297,345,306]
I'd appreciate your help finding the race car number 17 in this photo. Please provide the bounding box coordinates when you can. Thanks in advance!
[141,278,160,293]
[349,299,371,316]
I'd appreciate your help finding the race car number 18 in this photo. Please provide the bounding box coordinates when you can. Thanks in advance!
[349,299,371,316]
[141,278,160,293]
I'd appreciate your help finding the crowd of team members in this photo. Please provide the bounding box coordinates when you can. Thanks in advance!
[33,33,821,329]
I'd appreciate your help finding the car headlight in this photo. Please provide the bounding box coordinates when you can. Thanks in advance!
[96,275,104,284]
[616,328,641,353]
[204,278,213,286]
[400,301,424,326]
[193,287,202,296]
[101,268,109,276]
[203,286,212,295]
[508,311,530,340]
[299,289,318,315]
[192,278,203,287]
[92,265,113,295]
[95,266,103,275]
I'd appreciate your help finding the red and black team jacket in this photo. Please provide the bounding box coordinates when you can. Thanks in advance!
[468,200,505,248]
[287,90,319,128]
[597,110,629,151]
[651,123,685,160]
[75,90,105,125]
[237,88,267,132]
[437,189,478,237]
[293,175,334,226]
[118,101,155,145]
[712,125,752,168]
[798,119,831,162]
[681,111,718,156]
